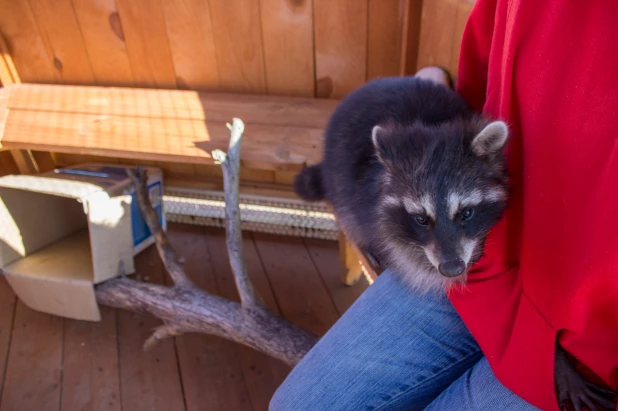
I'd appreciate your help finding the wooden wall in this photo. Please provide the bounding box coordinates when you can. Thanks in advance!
[0,0,475,185]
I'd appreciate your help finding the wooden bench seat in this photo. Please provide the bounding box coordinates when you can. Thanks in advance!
[0,84,338,171]
[0,83,377,285]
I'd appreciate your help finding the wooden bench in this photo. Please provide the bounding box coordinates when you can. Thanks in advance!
[0,83,379,285]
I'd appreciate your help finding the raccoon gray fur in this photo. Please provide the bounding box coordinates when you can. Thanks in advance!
[294,76,510,293]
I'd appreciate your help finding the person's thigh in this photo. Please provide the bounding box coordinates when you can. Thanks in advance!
[269,268,484,411]
[425,357,541,410]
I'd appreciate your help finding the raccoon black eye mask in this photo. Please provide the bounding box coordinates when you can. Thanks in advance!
[293,76,510,293]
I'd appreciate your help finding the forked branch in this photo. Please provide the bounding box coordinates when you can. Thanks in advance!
[212,118,264,308]
[95,117,318,366]
[127,167,193,289]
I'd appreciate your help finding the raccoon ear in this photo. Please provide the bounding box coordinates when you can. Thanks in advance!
[471,121,509,156]
[371,125,391,166]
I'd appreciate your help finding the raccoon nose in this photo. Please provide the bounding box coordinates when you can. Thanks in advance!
[438,258,466,277]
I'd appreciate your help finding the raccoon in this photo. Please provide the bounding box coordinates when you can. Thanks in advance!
[294,76,510,293]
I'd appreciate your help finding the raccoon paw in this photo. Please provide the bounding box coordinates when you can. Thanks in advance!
[555,345,617,411]
[366,252,380,270]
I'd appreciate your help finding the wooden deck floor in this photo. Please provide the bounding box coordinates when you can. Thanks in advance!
[0,223,370,411]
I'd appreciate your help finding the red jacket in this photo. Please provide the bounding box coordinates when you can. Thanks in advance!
[450,1,618,410]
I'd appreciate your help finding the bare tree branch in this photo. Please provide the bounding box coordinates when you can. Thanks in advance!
[142,324,185,351]
[93,117,320,365]
[96,279,316,365]
[212,118,264,308]
[127,167,193,289]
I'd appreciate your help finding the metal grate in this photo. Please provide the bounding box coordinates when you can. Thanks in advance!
[163,186,339,241]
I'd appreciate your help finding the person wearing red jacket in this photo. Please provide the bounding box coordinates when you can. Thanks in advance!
[270,1,618,410]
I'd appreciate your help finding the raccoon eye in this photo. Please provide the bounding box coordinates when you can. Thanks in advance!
[460,207,474,221]
[414,215,429,226]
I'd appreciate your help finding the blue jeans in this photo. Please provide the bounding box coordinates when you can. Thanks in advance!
[270,268,540,410]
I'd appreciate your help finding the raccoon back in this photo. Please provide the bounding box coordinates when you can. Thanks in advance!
[320,76,473,205]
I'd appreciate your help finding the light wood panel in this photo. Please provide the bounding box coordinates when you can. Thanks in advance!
[0,0,473,98]
[71,0,134,86]
[399,0,424,75]
[209,0,267,93]
[367,0,404,79]
[416,0,473,76]
[0,0,57,83]
[260,0,315,96]
[161,0,220,91]
[313,0,368,98]
[115,0,177,88]
[27,0,96,84]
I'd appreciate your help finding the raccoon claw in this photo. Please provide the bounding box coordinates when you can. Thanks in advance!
[555,345,617,411]
[366,252,381,269]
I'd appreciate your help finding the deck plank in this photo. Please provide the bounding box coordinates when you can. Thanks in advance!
[168,224,253,411]
[60,306,121,411]
[116,245,186,411]
[252,233,340,336]
[0,301,63,411]
[203,228,289,411]
[304,238,370,315]
[0,277,16,403]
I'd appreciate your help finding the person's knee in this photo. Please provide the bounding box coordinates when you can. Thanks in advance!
[268,370,326,411]
[268,380,294,411]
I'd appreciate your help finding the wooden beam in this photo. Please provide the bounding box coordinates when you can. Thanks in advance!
[0,33,55,175]
[0,30,22,84]
[9,149,38,175]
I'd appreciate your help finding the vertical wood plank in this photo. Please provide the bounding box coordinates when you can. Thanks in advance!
[117,245,186,411]
[449,0,474,79]
[0,0,57,83]
[252,233,340,336]
[304,238,369,315]
[209,0,267,93]
[161,0,219,91]
[27,0,96,84]
[115,0,177,88]
[260,0,315,96]
[313,0,368,98]
[416,0,459,73]
[367,0,403,80]
[61,307,121,411]
[168,224,253,411]
[0,277,16,402]
[398,0,423,75]
[71,0,134,86]
[0,302,63,411]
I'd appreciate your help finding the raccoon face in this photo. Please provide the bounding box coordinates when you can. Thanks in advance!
[372,118,509,291]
